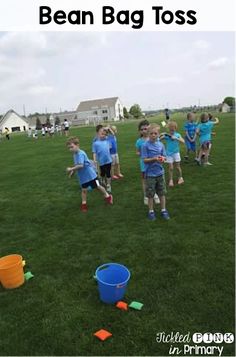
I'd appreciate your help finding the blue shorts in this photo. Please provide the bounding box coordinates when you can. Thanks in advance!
[185,138,196,151]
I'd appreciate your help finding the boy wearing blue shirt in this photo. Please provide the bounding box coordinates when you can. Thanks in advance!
[66,137,113,212]
[107,125,124,180]
[92,127,112,193]
[160,121,185,187]
[196,113,219,165]
[142,124,170,221]
[184,112,198,161]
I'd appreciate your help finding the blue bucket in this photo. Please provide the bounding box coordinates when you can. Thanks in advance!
[95,263,131,304]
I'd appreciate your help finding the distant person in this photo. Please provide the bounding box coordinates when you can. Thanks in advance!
[33,129,38,139]
[49,126,55,137]
[196,113,219,166]
[64,119,69,136]
[183,112,198,162]
[41,125,46,137]
[27,127,32,138]
[4,128,10,140]
[66,136,113,212]
[164,108,170,121]
[160,121,185,187]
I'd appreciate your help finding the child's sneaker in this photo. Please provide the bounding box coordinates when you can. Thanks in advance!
[112,175,119,180]
[161,210,170,220]
[154,193,160,204]
[105,194,113,205]
[118,173,124,178]
[206,162,213,166]
[177,177,184,185]
[169,180,174,187]
[148,211,156,220]
[144,197,149,205]
[80,203,88,212]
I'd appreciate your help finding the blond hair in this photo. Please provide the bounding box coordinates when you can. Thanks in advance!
[168,121,178,130]
[66,137,79,146]
[148,123,160,133]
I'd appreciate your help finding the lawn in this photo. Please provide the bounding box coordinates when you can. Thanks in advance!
[0,113,235,356]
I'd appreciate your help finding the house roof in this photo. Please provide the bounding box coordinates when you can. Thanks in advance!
[76,97,119,112]
[0,109,28,127]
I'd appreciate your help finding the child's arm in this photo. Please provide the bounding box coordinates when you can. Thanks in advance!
[172,135,185,144]
[185,131,193,142]
[66,164,84,177]
[143,157,163,163]
[212,117,219,125]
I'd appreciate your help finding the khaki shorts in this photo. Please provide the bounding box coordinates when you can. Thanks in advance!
[146,175,167,198]
[111,153,119,165]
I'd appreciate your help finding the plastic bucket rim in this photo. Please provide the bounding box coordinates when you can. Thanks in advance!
[0,254,23,270]
[95,262,131,287]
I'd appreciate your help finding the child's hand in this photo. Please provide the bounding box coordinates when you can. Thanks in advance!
[66,167,74,177]
[157,156,165,163]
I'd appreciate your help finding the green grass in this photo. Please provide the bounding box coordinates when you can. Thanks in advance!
[0,113,235,356]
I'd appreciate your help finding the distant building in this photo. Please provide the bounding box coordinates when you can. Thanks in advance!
[219,102,231,113]
[0,110,29,133]
[76,97,124,123]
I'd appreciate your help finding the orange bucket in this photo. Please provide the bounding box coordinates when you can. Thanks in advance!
[0,254,24,289]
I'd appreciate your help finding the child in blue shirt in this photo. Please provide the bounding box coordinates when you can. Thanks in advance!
[141,124,169,221]
[66,137,113,212]
[183,112,198,161]
[92,127,112,193]
[106,125,124,180]
[160,121,185,187]
[136,120,160,205]
[196,113,219,165]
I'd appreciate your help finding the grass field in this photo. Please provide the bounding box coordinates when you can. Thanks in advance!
[0,113,235,356]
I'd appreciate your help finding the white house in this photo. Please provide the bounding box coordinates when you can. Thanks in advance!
[76,97,124,123]
[0,110,29,133]
[219,102,231,113]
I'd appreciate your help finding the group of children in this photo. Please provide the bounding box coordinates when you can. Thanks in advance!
[28,119,70,139]
[66,124,123,212]
[66,112,219,220]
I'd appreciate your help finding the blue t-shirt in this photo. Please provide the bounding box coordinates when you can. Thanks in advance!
[73,150,97,185]
[108,134,117,155]
[164,132,182,156]
[197,121,215,144]
[92,138,112,166]
[136,137,148,172]
[141,140,166,177]
[184,122,197,140]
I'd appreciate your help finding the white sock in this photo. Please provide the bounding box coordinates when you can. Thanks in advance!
[161,209,166,212]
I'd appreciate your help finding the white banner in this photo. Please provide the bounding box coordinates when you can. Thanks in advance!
[0,0,235,31]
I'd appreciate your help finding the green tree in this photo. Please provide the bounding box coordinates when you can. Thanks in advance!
[123,107,129,119]
[55,116,60,125]
[223,97,235,107]
[36,117,42,130]
[46,116,51,127]
[129,104,142,119]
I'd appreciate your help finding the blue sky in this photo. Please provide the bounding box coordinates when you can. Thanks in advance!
[0,31,234,114]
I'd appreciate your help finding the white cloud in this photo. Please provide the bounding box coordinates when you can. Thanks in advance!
[207,57,229,69]
[26,85,54,95]
[193,40,210,50]
[145,76,183,84]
